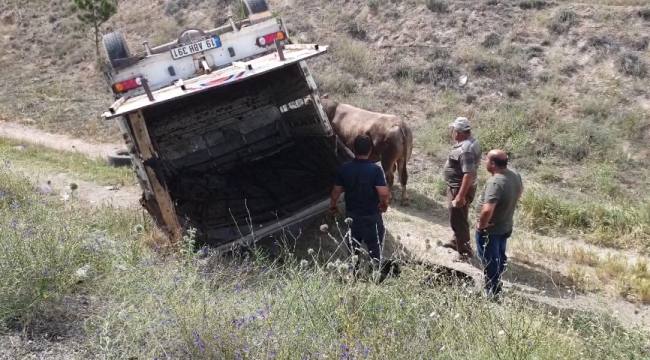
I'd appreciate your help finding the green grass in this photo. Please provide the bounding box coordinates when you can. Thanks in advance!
[0,137,135,186]
[0,167,145,331]
[2,168,649,358]
[519,186,650,251]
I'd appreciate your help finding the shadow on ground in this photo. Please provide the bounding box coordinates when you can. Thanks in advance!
[251,213,415,264]
[502,259,575,298]
[387,185,449,227]
[465,256,575,299]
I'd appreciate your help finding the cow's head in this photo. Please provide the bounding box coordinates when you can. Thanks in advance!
[305,94,338,120]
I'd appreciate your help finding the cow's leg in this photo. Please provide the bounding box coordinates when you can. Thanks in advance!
[381,157,396,204]
[397,157,409,206]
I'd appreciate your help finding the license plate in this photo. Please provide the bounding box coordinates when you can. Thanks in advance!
[170,36,221,60]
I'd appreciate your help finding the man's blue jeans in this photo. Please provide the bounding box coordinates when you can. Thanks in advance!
[347,212,385,264]
[475,230,512,296]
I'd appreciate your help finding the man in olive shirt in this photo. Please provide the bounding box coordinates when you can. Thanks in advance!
[475,149,524,298]
[442,117,481,261]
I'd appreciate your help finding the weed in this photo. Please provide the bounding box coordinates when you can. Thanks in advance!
[638,8,650,21]
[568,264,597,292]
[481,33,503,48]
[425,0,449,13]
[464,93,477,104]
[589,36,621,55]
[331,39,371,78]
[345,21,367,41]
[506,87,521,98]
[617,51,647,78]
[164,0,190,16]
[366,0,379,12]
[548,10,578,34]
[426,47,450,61]
[571,247,600,267]
[316,72,359,97]
[472,55,530,81]
[518,0,546,10]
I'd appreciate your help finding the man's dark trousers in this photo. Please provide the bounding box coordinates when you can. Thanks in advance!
[346,212,385,264]
[475,229,512,296]
[447,185,476,256]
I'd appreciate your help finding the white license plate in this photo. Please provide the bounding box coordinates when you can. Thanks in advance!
[170,36,221,60]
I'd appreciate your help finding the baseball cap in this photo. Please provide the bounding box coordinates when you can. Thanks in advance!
[449,117,471,132]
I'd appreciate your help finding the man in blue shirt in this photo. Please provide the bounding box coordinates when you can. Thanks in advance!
[329,135,391,266]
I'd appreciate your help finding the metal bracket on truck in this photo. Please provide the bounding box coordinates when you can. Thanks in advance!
[99,0,354,252]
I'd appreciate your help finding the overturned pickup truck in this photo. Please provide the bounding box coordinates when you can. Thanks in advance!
[100,0,353,252]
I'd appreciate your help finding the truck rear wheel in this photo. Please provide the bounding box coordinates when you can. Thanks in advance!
[242,0,269,16]
[102,32,130,70]
[107,149,132,167]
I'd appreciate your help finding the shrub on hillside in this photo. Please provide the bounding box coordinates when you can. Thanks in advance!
[425,0,449,13]
[518,0,546,10]
[481,33,503,48]
[548,10,578,34]
[345,21,367,41]
[618,51,647,78]
[638,8,650,21]
[588,36,621,55]
[165,0,190,16]
[391,61,459,88]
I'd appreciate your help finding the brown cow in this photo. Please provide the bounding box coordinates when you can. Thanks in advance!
[315,94,414,206]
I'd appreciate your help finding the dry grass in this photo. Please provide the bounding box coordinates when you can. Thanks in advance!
[0,137,134,186]
[510,238,650,304]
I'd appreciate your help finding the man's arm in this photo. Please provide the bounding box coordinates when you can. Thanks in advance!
[454,151,476,206]
[478,202,496,230]
[330,185,344,208]
[330,168,346,210]
[518,174,525,201]
[477,182,502,230]
[457,173,474,202]
[374,166,390,212]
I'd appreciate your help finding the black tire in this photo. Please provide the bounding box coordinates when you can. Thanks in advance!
[107,149,132,167]
[102,32,130,70]
[242,0,269,16]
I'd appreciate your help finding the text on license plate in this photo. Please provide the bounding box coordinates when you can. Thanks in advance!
[171,36,222,60]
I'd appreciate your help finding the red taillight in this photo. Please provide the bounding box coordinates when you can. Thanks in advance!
[113,77,142,93]
[256,31,286,46]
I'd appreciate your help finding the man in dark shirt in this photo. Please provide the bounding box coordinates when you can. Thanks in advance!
[329,134,391,265]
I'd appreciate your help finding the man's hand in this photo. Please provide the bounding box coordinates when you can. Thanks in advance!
[476,221,493,230]
[453,195,466,208]
[379,201,389,213]
[329,203,339,215]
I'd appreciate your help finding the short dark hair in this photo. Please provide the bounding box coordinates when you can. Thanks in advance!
[353,134,373,155]
[490,155,508,168]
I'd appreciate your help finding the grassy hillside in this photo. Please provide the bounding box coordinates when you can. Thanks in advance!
[1,0,650,300]
[1,168,648,358]
[2,0,650,355]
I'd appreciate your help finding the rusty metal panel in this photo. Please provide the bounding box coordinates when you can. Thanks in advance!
[126,110,181,241]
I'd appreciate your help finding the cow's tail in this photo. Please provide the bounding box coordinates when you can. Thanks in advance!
[397,122,413,187]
